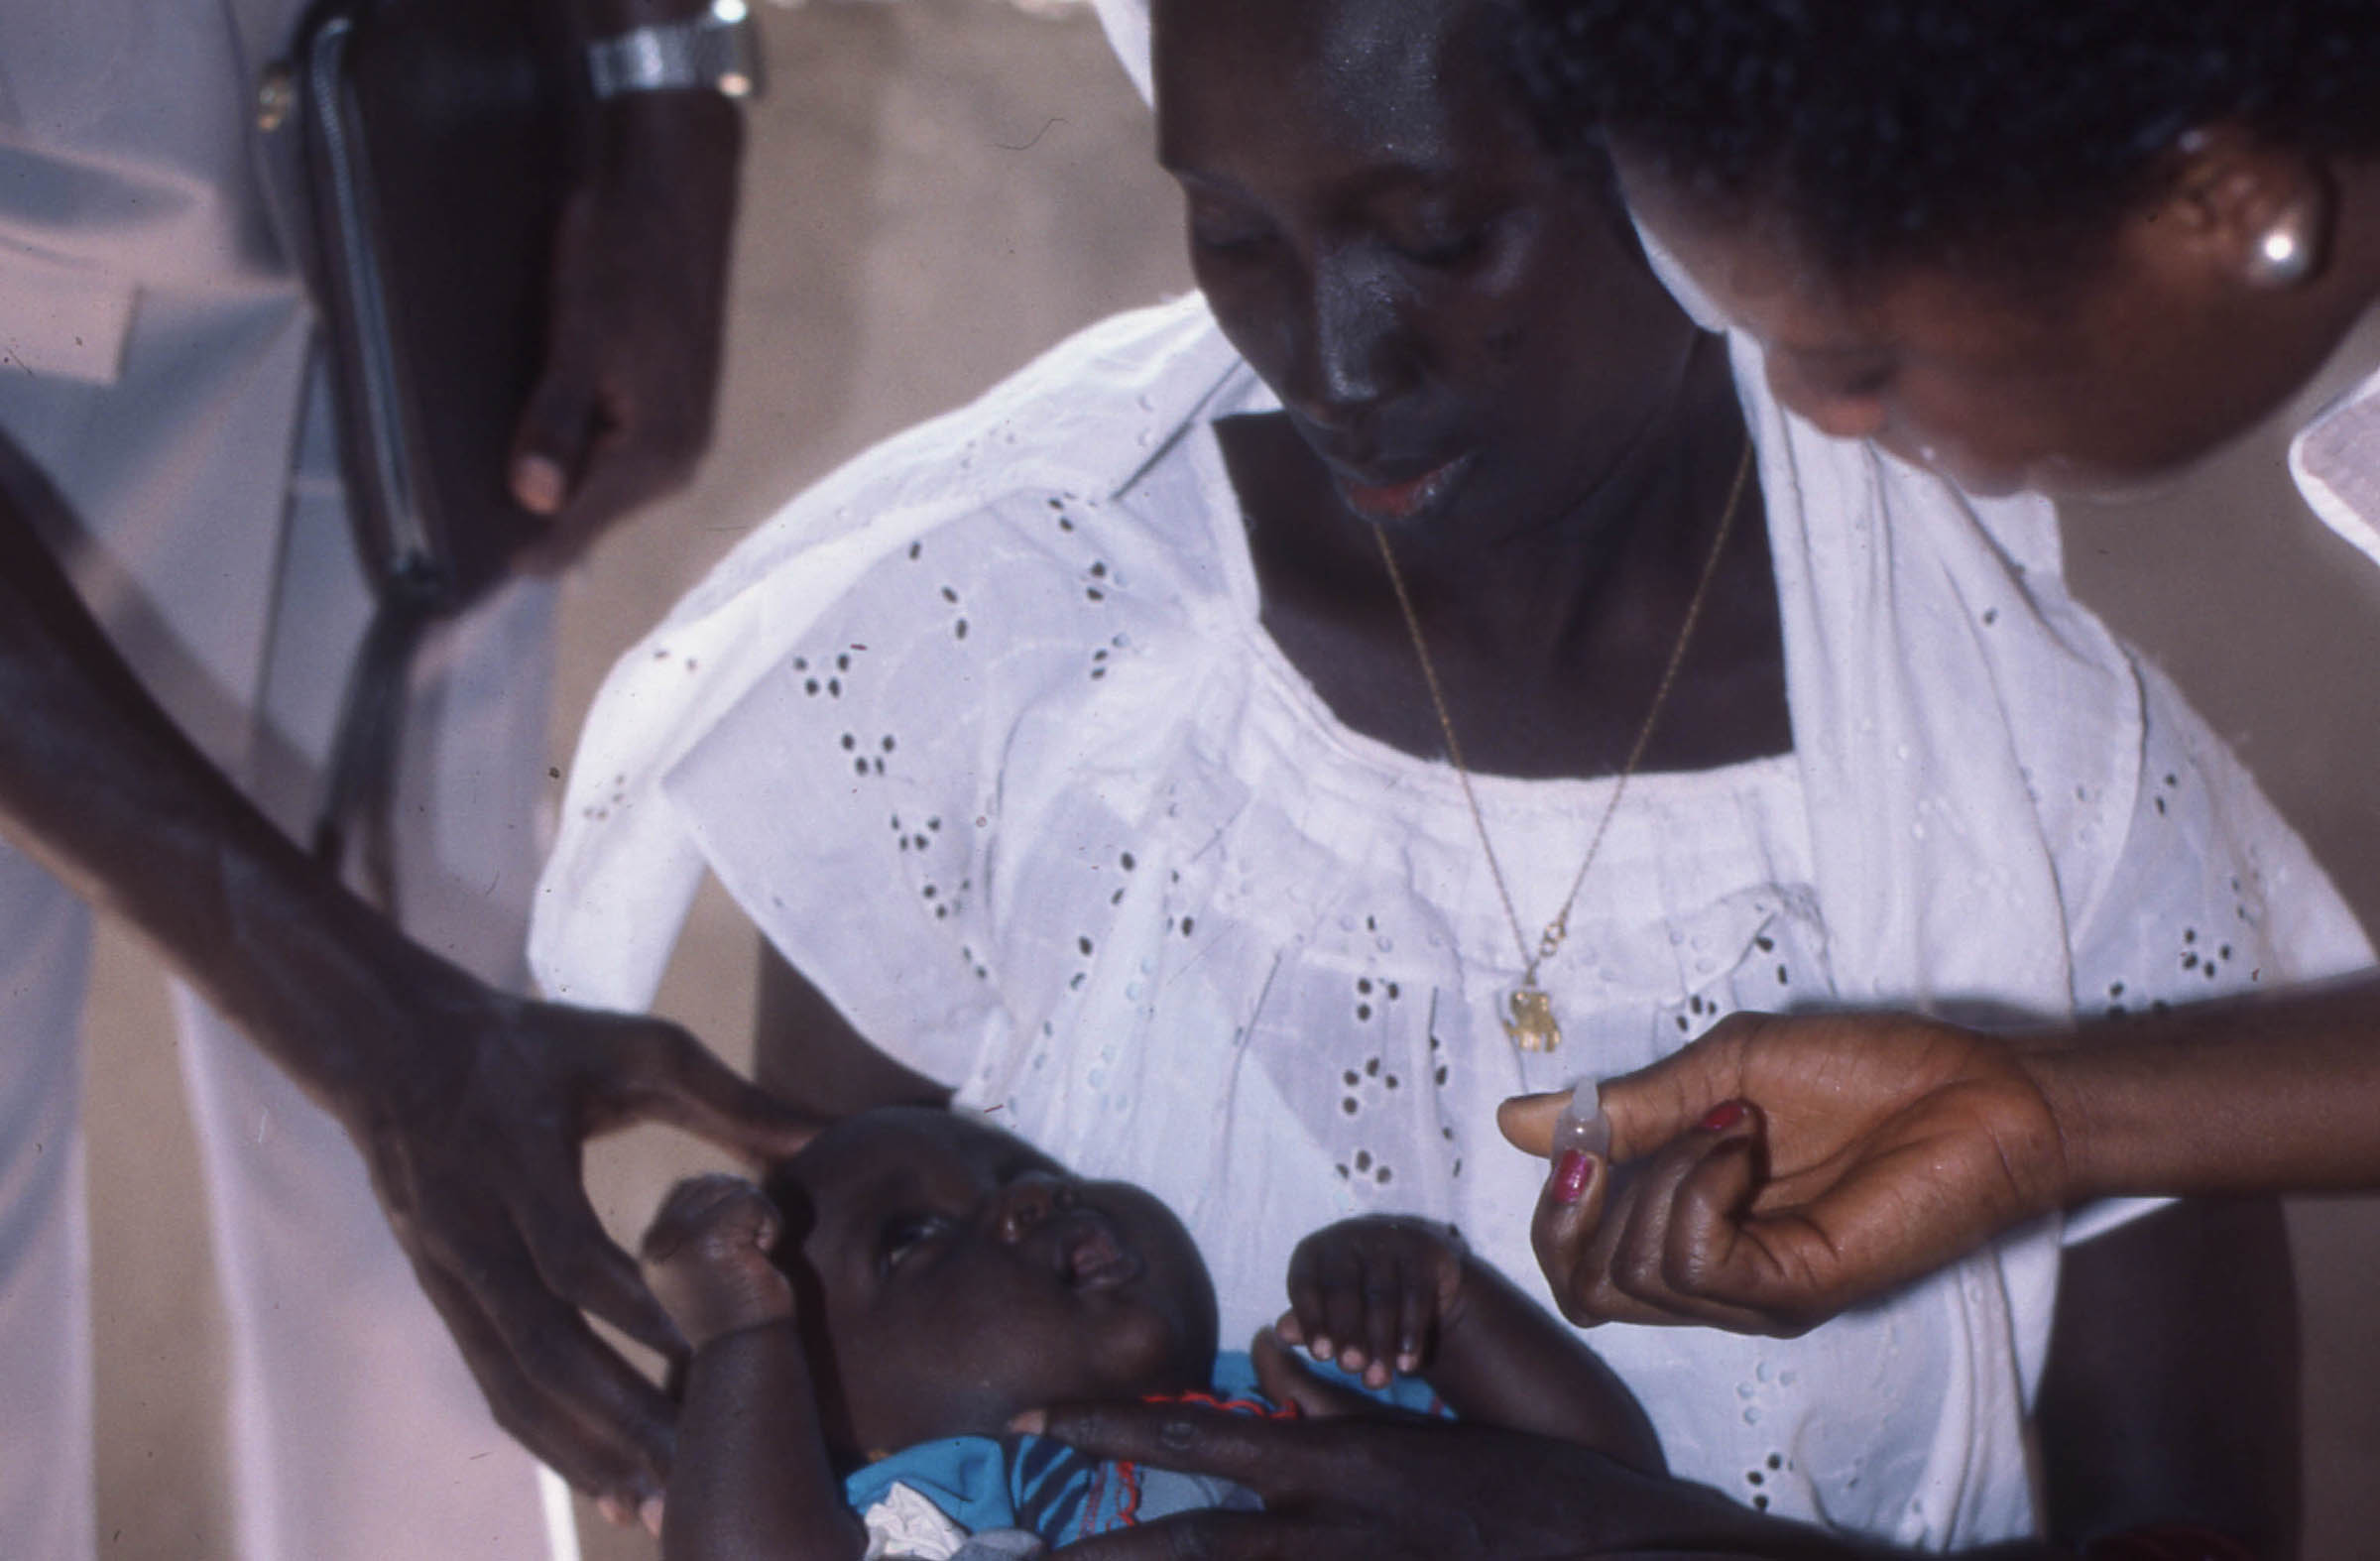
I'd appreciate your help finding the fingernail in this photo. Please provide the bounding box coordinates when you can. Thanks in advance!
[1699,1100,1749,1133]
[1552,1148,1597,1204]
[1553,1079,1612,1160]
[1008,1408,1047,1435]
[512,454,565,515]
[595,1497,631,1527]
[640,1497,664,1537]
[1309,1335,1334,1361]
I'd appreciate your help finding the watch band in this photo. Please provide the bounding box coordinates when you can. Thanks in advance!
[586,0,765,100]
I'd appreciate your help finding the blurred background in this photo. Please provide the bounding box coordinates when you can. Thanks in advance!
[79,1,2380,1555]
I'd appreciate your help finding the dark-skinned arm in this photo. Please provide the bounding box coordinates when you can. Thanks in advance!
[665,1324,865,1560]
[507,0,744,564]
[0,433,816,1514]
[1012,1393,2111,1560]
[1424,1247,1666,1472]
[643,1175,866,1560]
[1497,979,2380,1333]
[1270,1215,1664,1472]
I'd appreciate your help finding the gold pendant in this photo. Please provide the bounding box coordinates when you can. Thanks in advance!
[1502,983,1562,1052]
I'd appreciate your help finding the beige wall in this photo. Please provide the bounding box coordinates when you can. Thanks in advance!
[82,3,2379,1556]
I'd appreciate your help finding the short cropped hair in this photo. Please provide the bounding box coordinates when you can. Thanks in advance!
[1517,0,2380,280]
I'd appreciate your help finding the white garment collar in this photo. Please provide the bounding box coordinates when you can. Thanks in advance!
[2291,360,2380,569]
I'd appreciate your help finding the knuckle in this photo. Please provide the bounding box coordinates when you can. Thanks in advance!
[1554,1276,1607,1327]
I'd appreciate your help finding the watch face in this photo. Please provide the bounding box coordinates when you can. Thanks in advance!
[587,3,764,101]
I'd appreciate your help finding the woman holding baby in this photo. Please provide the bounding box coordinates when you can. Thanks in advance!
[536,0,2353,1553]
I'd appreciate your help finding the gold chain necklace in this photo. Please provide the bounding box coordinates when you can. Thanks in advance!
[1370,437,1755,1052]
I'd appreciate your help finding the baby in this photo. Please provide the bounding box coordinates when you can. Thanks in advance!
[640,1106,1660,1559]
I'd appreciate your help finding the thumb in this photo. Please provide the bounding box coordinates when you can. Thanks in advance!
[1495,1089,1569,1158]
[1250,1329,1378,1418]
[1597,1040,1752,1163]
[509,361,601,517]
[609,1020,824,1161]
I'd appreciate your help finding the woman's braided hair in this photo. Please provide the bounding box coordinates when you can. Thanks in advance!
[1517,0,2380,281]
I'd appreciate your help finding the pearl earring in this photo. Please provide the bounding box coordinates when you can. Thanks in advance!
[2245,197,2324,289]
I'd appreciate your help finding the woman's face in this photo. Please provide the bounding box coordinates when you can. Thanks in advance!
[1619,157,2348,499]
[1152,0,1703,537]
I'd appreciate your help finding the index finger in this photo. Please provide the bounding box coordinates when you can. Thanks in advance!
[600,1018,825,1160]
[1017,1401,1310,1496]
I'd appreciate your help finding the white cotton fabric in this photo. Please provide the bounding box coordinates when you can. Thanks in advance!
[1083,0,1153,104]
[862,1483,973,1561]
[2291,363,2380,570]
[533,295,2370,1550]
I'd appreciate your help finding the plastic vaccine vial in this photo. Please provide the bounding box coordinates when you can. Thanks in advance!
[1551,1080,1612,1160]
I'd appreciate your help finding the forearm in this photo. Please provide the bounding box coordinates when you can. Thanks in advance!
[1426,1259,1665,1474]
[664,1322,866,1561]
[2028,971,2380,1200]
[0,482,465,1103]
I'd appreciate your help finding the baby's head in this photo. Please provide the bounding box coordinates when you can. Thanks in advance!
[766,1106,1218,1457]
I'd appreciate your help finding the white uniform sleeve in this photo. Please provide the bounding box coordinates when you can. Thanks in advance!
[2059,656,2374,1245]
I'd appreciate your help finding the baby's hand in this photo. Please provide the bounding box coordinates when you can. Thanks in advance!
[639,1173,795,1352]
[1276,1216,1469,1388]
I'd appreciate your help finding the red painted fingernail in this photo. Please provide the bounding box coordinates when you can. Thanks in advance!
[1698,1100,1749,1133]
[1552,1148,1597,1204]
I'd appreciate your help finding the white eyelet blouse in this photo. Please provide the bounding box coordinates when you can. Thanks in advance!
[535,298,2370,1550]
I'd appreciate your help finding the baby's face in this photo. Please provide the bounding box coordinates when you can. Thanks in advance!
[777,1108,1217,1454]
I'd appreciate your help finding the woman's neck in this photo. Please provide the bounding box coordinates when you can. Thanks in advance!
[1227,337,1792,780]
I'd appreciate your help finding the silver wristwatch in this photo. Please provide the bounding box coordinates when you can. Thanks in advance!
[586,0,766,101]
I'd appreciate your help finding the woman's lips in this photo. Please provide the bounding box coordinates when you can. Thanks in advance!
[1332,451,1477,523]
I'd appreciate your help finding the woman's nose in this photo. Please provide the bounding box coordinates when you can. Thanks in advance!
[1283,248,1416,427]
[993,1173,1076,1243]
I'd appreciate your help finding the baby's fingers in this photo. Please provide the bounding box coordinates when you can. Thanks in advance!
[1313,1240,1375,1375]
[1282,1239,1338,1362]
[1353,1248,1419,1385]
[1392,1261,1436,1374]
[639,1172,775,1265]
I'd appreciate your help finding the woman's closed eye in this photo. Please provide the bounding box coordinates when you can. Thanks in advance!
[1384,205,1495,268]
[1188,202,1277,258]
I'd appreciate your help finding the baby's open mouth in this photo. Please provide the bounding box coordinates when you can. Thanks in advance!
[1053,1211,1143,1290]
